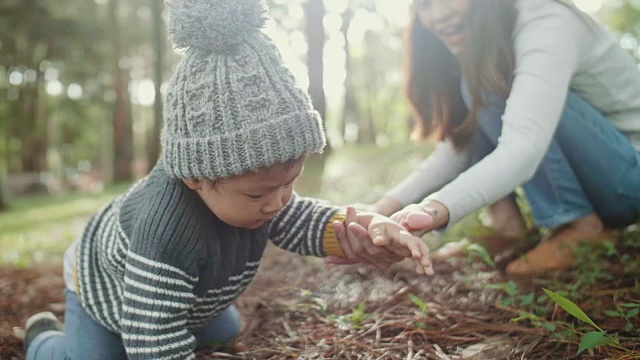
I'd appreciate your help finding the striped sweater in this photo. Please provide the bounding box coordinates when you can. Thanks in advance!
[75,162,342,359]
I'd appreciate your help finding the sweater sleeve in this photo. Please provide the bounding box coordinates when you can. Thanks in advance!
[429,3,591,229]
[385,139,470,206]
[267,192,342,257]
[120,185,204,360]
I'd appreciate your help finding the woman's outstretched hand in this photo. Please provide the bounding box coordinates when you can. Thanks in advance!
[390,201,449,237]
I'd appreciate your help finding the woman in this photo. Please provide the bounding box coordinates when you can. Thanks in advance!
[366,0,640,276]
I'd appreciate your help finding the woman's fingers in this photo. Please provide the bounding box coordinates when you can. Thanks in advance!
[404,212,435,237]
[390,210,408,224]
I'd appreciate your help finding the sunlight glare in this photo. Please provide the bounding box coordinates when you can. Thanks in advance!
[324,37,347,95]
[324,0,348,13]
[135,79,156,107]
[573,0,606,13]
[9,71,23,86]
[288,3,304,22]
[348,9,385,44]
[375,0,412,26]
[46,80,64,96]
[324,13,343,34]
[67,83,83,100]
[264,20,309,90]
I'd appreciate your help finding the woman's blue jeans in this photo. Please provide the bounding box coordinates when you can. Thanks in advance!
[471,92,640,229]
[26,290,242,360]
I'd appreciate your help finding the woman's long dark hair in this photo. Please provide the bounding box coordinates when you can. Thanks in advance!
[405,0,517,150]
[405,0,594,150]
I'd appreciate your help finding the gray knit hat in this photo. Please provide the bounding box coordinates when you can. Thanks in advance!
[162,0,326,180]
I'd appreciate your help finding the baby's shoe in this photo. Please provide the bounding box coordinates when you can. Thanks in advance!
[24,312,64,352]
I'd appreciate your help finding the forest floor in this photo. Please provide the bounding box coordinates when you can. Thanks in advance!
[1,236,639,359]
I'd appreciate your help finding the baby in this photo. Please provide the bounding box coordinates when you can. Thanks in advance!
[23,1,433,359]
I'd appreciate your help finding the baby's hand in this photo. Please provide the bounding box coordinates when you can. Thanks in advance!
[326,207,405,270]
[368,214,434,276]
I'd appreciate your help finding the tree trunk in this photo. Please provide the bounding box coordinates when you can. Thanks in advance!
[147,0,164,169]
[109,0,133,181]
[0,170,8,211]
[303,0,329,191]
[20,85,38,171]
[304,0,326,122]
[18,2,48,173]
[360,30,377,144]
[340,6,358,143]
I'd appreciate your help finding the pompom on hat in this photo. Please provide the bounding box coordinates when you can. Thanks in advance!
[167,0,268,52]
[162,0,326,180]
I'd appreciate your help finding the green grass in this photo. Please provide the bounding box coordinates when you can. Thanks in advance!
[0,183,131,267]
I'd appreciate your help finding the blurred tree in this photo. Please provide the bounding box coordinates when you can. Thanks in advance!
[147,0,164,167]
[109,0,133,181]
[343,1,409,145]
[1,0,75,172]
[304,0,326,121]
[0,0,182,200]
[340,5,358,142]
[0,0,107,173]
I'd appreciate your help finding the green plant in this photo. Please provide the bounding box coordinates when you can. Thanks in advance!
[603,301,640,333]
[327,302,373,329]
[543,288,632,355]
[569,241,616,294]
[285,287,328,313]
[511,311,576,339]
[408,294,429,329]
[487,281,519,307]
[465,243,496,268]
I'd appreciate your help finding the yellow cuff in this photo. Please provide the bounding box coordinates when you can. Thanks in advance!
[322,210,347,257]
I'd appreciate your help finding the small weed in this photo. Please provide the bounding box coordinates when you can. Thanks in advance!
[408,294,429,316]
[285,287,328,313]
[408,293,429,328]
[327,302,372,329]
[465,243,495,268]
[603,301,640,334]
[487,280,520,307]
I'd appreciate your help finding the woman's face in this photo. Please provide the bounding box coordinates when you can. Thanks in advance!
[415,0,470,56]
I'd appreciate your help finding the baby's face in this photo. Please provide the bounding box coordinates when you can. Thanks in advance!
[183,160,304,229]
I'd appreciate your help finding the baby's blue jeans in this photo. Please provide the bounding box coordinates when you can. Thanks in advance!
[471,92,640,229]
[26,289,242,359]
